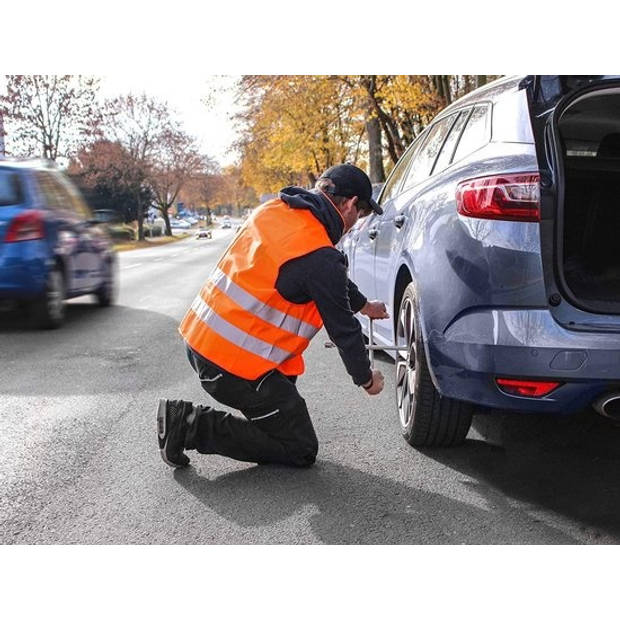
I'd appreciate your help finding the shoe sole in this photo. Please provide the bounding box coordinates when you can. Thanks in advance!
[157,399,187,469]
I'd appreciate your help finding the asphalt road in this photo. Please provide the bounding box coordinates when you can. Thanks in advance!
[2,226,620,544]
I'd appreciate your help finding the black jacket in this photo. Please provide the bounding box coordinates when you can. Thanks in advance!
[276,187,372,386]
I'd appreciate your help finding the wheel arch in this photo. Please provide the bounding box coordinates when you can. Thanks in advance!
[392,260,441,394]
[49,254,69,297]
[393,264,413,341]
[49,253,66,277]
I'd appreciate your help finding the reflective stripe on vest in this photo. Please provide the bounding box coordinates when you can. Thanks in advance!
[189,294,292,364]
[209,267,319,341]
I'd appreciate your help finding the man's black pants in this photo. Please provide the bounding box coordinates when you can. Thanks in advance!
[185,346,318,467]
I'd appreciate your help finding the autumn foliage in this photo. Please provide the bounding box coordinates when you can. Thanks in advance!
[235,75,498,194]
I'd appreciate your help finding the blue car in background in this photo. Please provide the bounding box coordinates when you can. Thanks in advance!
[341,75,620,447]
[0,160,117,328]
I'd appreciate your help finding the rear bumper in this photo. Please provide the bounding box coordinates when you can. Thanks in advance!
[0,240,48,298]
[428,307,620,413]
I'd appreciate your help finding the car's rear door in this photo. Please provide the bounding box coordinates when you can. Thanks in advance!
[348,139,421,314]
[367,139,423,292]
[53,173,101,290]
[373,116,459,343]
[35,171,92,293]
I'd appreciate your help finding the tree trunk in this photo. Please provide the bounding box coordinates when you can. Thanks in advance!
[435,75,445,102]
[442,75,452,104]
[378,113,399,165]
[368,95,404,161]
[476,75,488,88]
[366,115,385,183]
[161,208,172,236]
[307,170,317,187]
[136,194,145,241]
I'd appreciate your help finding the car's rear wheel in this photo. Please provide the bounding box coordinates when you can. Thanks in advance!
[95,256,118,307]
[395,283,473,447]
[31,265,66,329]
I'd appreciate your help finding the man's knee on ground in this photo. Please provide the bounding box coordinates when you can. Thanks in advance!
[287,436,318,467]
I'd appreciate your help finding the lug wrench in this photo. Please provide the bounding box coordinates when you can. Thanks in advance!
[325,317,408,368]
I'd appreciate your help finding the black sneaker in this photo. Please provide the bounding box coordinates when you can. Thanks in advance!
[157,399,192,468]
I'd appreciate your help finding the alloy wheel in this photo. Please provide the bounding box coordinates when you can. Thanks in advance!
[395,296,417,429]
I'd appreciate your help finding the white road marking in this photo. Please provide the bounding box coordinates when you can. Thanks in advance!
[123,263,143,269]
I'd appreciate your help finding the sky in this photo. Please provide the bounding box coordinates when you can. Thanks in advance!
[98,74,242,167]
[0,74,243,168]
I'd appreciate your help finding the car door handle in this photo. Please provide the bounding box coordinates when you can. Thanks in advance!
[367,227,378,240]
[394,215,407,229]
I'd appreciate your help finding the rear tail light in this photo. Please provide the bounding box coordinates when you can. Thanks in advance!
[496,377,561,398]
[5,211,45,242]
[456,173,540,222]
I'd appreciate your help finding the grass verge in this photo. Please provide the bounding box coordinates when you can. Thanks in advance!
[113,233,191,252]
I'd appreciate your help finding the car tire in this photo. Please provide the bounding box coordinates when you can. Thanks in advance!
[95,256,118,307]
[395,283,473,447]
[31,265,66,329]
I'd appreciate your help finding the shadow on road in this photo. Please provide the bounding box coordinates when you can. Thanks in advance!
[0,299,119,333]
[422,409,620,539]
[173,458,580,544]
[0,302,187,396]
[322,349,620,540]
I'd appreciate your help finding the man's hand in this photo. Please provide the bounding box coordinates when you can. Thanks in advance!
[362,370,384,395]
[361,300,389,319]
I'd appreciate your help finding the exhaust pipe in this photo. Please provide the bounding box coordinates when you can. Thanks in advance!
[593,393,620,421]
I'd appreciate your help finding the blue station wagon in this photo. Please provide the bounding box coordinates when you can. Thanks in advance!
[341,75,620,447]
[0,159,118,328]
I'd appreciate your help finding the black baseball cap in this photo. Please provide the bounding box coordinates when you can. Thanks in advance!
[319,163,383,216]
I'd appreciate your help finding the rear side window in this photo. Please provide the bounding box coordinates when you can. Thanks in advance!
[432,110,470,174]
[0,170,23,206]
[56,174,92,219]
[402,115,455,192]
[452,104,490,163]
[36,171,65,210]
[379,138,421,205]
[36,171,91,219]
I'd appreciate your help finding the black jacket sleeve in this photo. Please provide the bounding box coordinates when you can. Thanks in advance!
[347,278,367,313]
[276,248,372,386]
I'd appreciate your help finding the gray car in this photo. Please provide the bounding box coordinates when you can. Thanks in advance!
[340,75,620,447]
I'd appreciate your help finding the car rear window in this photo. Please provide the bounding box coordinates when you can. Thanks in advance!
[0,169,23,206]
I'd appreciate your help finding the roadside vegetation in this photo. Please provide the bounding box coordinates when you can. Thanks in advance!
[113,232,191,252]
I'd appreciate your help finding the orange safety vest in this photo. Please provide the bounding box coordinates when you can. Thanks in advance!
[179,199,334,379]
